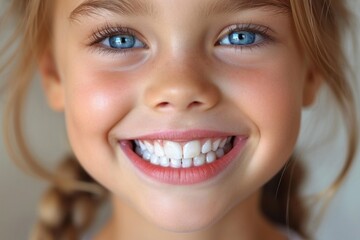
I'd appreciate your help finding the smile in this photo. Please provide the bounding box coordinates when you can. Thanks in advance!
[133,137,233,168]
[120,132,248,185]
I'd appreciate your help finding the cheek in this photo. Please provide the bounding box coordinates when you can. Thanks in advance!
[224,60,305,174]
[63,66,136,161]
[244,69,303,137]
[67,72,133,132]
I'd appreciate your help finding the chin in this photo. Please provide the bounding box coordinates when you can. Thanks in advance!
[138,196,231,233]
[149,212,219,233]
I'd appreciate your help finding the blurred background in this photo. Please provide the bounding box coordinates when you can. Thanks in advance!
[1,0,360,239]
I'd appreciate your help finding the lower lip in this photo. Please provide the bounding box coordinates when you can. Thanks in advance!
[120,137,247,185]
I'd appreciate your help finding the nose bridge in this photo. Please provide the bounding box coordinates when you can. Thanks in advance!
[143,55,220,112]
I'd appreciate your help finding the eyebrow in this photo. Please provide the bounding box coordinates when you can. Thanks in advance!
[203,0,290,16]
[69,0,155,21]
[69,0,290,22]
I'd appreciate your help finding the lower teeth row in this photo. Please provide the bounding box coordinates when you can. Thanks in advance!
[134,142,233,168]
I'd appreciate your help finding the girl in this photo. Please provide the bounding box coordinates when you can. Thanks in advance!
[1,0,358,239]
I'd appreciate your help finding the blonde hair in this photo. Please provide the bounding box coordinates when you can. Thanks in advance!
[1,0,358,238]
[1,1,107,238]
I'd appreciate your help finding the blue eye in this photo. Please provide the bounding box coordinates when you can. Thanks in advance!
[219,31,263,46]
[102,34,145,49]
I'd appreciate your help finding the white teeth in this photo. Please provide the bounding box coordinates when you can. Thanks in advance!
[144,141,154,153]
[164,141,182,159]
[150,155,160,165]
[183,140,201,158]
[143,150,151,161]
[154,142,165,157]
[160,156,170,167]
[182,158,192,168]
[194,154,206,166]
[201,140,212,154]
[206,151,216,163]
[139,141,146,151]
[170,158,182,168]
[212,139,221,151]
[134,137,234,168]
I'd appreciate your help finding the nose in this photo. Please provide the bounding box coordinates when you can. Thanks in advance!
[143,60,220,113]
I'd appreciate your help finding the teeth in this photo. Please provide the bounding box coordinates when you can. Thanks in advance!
[134,137,233,168]
[139,141,146,151]
[183,140,201,158]
[194,154,206,166]
[201,139,212,154]
[150,155,160,165]
[154,142,165,157]
[170,158,182,168]
[144,141,154,153]
[160,156,170,167]
[216,148,225,158]
[206,151,216,163]
[212,139,221,151]
[220,138,227,148]
[164,141,182,159]
[143,150,151,161]
[182,158,192,168]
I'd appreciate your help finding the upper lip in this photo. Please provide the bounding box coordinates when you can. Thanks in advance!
[122,129,247,141]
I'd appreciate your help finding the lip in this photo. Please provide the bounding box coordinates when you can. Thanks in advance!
[130,129,234,141]
[119,131,248,185]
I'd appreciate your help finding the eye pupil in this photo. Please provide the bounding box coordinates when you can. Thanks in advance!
[229,31,256,45]
[109,35,135,49]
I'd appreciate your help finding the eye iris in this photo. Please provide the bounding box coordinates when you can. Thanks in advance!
[109,35,135,49]
[229,31,256,45]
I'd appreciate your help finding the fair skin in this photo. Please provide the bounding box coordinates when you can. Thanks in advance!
[40,0,322,239]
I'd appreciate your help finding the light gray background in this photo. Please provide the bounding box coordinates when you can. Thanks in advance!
[1,1,360,239]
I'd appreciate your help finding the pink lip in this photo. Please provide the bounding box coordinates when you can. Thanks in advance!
[119,133,248,185]
[130,129,234,141]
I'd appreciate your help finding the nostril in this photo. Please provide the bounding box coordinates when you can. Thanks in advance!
[156,102,171,108]
[155,101,203,110]
[188,101,202,109]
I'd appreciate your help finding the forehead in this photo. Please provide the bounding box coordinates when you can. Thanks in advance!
[66,0,290,21]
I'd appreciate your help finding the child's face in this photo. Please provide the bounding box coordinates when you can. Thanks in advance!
[42,0,320,232]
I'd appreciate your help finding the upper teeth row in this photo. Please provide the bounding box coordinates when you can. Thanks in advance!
[134,137,232,160]
[133,137,233,168]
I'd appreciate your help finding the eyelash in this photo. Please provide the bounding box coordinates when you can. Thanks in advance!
[88,23,273,54]
[88,24,147,55]
[216,23,273,50]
